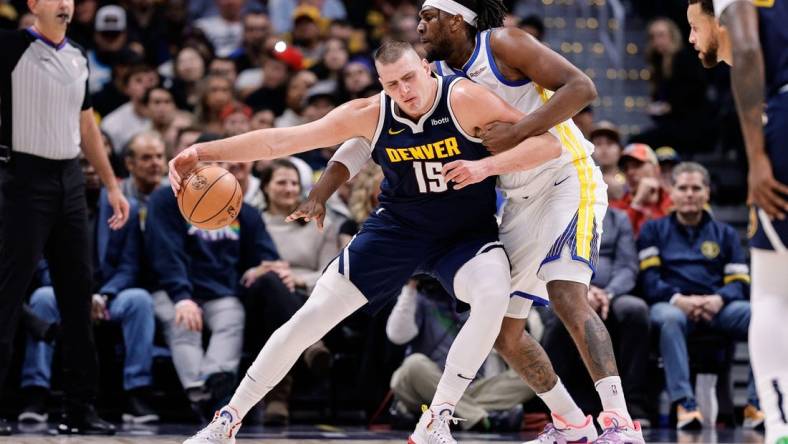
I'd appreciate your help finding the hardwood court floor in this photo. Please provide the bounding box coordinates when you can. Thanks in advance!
[0,425,767,443]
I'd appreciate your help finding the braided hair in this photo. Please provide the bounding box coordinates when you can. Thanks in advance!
[454,0,507,32]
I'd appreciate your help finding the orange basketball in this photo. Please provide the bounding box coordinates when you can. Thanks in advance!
[178,165,243,230]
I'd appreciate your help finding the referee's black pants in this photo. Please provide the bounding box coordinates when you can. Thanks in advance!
[0,152,98,408]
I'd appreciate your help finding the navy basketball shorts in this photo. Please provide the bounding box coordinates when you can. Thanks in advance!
[335,211,505,313]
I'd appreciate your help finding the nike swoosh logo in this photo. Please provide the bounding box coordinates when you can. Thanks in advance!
[388,128,405,135]
[554,176,570,186]
[457,373,474,381]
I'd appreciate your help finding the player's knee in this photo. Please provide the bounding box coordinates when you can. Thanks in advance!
[455,249,510,308]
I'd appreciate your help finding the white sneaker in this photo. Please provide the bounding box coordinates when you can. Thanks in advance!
[184,406,242,444]
[408,404,465,444]
[522,413,598,444]
[593,410,645,444]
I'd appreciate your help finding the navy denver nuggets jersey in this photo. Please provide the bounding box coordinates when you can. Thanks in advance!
[750,0,788,250]
[369,74,498,237]
[754,1,788,98]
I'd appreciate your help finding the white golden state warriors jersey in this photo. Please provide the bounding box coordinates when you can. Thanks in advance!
[434,29,596,198]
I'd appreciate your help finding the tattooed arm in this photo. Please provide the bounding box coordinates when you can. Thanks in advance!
[721,1,788,218]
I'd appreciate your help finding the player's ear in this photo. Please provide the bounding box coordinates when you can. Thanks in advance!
[421,59,431,75]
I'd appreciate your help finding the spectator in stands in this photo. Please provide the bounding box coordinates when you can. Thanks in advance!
[92,50,146,117]
[230,11,272,72]
[126,0,169,66]
[637,162,762,430]
[196,74,236,134]
[221,102,253,137]
[170,46,208,112]
[631,17,714,154]
[590,121,626,201]
[290,6,324,68]
[387,278,532,432]
[655,146,681,190]
[195,0,245,57]
[310,37,349,84]
[275,70,317,128]
[244,49,299,115]
[338,164,383,246]
[269,0,346,34]
[145,87,177,140]
[540,204,651,425]
[174,127,204,157]
[87,5,133,93]
[250,109,275,130]
[145,166,276,419]
[297,83,341,170]
[19,152,157,426]
[121,132,167,207]
[162,111,196,156]
[209,57,238,87]
[339,57,374,102]
[101,64,157,154]
[610,143,673,236]
[258,159,340,294]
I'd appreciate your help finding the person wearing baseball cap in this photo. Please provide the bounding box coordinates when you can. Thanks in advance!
[590,121,626,200]
[655,146,681,189]
[611,143,673,236]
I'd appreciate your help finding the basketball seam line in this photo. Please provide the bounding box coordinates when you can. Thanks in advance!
[188,170,230,222]
[180,165,210,219]
[196,179,240,224]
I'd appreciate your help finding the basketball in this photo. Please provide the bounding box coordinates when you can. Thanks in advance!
[177,165,243,230]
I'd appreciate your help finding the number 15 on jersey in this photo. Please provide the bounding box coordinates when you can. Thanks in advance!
[413,161,448,193]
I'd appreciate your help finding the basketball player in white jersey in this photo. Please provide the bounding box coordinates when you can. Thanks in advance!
[687,0,788,441]
[297,1,645,443]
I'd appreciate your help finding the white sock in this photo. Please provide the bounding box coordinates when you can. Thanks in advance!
[431,363,473,415]
[537,378,586,425]
[595,376,632,421]
[750,249,788,442]
[431,249,510,416]
[229,265,366,418]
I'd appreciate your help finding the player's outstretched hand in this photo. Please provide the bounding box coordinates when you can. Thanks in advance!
[169,147,200,195]
[748,155,788,220]
[442,159,492,190]
[286,198,327,231]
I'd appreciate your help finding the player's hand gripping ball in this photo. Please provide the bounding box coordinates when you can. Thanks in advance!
[177,165,243,230]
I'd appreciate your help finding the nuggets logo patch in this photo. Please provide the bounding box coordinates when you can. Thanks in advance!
[191,174,208,191]
[701,241,720,259]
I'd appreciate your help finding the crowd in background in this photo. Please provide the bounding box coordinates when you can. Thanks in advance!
[0,0,762,434]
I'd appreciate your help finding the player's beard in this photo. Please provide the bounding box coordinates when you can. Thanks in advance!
[424,35,453,62]
[700,39,720,68]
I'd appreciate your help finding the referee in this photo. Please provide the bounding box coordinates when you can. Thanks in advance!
[0,0,129,436]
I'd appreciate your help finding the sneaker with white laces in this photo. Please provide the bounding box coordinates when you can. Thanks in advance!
[522,413,598,444]
[408,404,465,444]
[593,410,645,444]
[184,406,242,444]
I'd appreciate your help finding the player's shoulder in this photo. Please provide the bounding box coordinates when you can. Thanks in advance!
[488,26,540,54]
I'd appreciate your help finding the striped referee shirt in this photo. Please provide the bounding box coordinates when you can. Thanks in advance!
[0,27,91,160]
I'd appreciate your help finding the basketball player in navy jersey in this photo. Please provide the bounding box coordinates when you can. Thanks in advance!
[306,1,641,442]
[687,0,788,442]
[169,41,562,444]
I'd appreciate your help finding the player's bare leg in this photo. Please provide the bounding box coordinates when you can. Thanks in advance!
[495,317,598,443]
[548,280,644,443]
